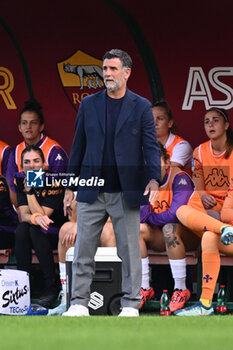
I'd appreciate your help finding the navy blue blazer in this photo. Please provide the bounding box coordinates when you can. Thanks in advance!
[67,88,161,207]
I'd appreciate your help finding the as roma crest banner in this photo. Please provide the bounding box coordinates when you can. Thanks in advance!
[57,50,104,111]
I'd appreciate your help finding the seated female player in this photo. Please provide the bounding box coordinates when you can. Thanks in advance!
[173,183,233,316]
[192,107,233,219]
[14,145,67,308]
[152,101,193,171]
[6,98,68,207]
[141,107,233,312]
[139,144,205,312]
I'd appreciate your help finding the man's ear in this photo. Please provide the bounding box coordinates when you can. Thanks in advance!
[124,68,131,81]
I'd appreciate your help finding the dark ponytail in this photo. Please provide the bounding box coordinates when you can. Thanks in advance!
[225,127,233,159]
[153,100,178,134]
[159,142,170,163]
[19,98,44,125]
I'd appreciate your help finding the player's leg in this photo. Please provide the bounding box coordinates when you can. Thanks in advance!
[175,232,233,316]
[139,223,165,308]
[49,222,77,315]
[201,232,233,305]
[162,223,200,312]
[14,222,33,274]
[30,225,59,307]
[177,205,233,244]
[58,222,77,298]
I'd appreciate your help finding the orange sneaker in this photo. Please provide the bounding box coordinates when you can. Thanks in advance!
[169,289,191,312]
[139,287,155,309]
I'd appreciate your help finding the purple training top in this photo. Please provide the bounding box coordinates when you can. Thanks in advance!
[140,172,195,227]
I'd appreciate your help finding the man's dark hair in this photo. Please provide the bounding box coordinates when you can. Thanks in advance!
[103,49,132,69]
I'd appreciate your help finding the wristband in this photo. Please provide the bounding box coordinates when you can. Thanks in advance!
[30,213,43,225]
[25,188,34,195]
[150,179,159,186]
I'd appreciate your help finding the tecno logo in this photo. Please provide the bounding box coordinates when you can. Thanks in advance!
[182,67,233,110]
[88,291,104,310]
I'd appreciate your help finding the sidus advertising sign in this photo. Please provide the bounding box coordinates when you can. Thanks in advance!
[0,269,30,315]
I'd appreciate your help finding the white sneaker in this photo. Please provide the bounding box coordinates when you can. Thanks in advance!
[48,303,66,316]
[62,304,89,317]
[118,307,139,317]
[174,301,214,316]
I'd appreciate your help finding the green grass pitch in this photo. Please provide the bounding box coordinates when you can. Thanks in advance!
[1,315,233,350]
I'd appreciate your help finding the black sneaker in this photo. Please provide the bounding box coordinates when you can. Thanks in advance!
[36,288,60,309]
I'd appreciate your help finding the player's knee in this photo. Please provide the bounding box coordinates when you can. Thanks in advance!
[140,223,150,241]
[58,223,70,244]
[162,223,177,239]
[176,205,195,226]
[15,222,29,240]
[201,230,218,251]
[162,223,181,249]
[176,205,187,219]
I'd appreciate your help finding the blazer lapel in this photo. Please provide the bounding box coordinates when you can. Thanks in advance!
[115,89,136,136]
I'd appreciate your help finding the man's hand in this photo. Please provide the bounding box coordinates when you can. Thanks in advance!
[144,181,159,205]
[63,189,74,216]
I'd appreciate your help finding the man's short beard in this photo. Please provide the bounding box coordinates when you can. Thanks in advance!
[104,80,121,92]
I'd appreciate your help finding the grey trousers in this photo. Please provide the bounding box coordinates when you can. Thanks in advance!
[71,192,142,309]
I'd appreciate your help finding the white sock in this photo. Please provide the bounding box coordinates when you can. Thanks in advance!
[59,262,67,303]
[141,257,150,290]
[169,258,186,291]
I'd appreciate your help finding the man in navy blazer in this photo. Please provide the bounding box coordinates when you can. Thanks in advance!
[63,49,161,317]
